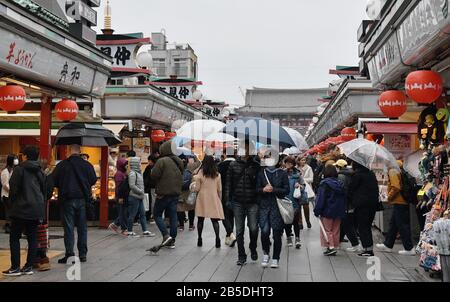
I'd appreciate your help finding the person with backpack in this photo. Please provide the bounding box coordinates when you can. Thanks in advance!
[109,158,129,235]
[313,165,346,256]
[125,157,154,238]
[2,147,46,277]
[376,160,415,255]
[177,157,199,231]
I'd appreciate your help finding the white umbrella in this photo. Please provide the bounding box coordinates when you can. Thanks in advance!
[283,147,301,155]
[338,138,399,171]
[176,120,225,141]
[283,127,309,151]
[204,132,236,143]
[404,150,423,181]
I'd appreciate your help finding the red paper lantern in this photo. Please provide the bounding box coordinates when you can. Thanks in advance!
[151,130,166,143]
[341,127,356,141]
[378,90,407,118]
[55,99,78,121]
[165,132,176,140]
[0,85,26,112]
[405,70,443,104]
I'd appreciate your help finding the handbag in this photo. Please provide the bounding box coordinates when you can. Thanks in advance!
[305,182,315,200]
[186,166,202,206]
[293,187,302,199]
[264,170,295,224]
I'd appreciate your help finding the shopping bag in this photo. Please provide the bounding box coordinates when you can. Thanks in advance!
[186,182,198,206]
[143,193,150,212]
[293,187,302,199]
[305,182,315,200]
[264,170,295,224]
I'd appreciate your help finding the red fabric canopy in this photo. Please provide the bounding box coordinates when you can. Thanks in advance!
[365,123,416,134]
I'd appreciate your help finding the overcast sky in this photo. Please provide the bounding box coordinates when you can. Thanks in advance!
[95,0,368,106]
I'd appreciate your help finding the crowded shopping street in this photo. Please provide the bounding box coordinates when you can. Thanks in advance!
[0,0,449,286]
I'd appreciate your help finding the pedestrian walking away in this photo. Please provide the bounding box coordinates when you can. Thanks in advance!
[257,149,290,268]
[191,155,224,248]
[314,165,346,256]
[1,154,18,235]
[109,158,129,235]
[218,152,237,247]
[2,147,46,277]
[151,141,184,250]
[51,144,97,264]
[177,156,199,231]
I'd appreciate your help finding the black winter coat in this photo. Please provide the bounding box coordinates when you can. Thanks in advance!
[9,161,46,221]
[224,156,260,205]
[348,168,379,210]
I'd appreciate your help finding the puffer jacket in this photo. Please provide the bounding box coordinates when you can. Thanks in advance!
[314,177,346,219]
[224,156,260,205]
[128,157,145,200]
[9,161,46,221]
[151,141,184,197]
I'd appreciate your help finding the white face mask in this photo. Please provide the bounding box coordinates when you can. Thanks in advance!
[263,158,277,167]
[13,159,19,166]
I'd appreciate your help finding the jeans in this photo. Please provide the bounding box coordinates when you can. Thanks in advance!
[61,199,88,258]
[233,202,259,261]
[222,204,235,236]
[113,203,127,230]
[384,204,413,250]
[355,207,376,251]
[154,195,178,239]
[261,219,283,260]
[10,218,38,269]
[342,212,359,247]
[127,196,148,233]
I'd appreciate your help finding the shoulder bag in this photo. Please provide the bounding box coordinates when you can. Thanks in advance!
[264,169,295,224]
[186,165,202,206]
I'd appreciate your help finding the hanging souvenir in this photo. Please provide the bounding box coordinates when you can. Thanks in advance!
[417,106,445,149]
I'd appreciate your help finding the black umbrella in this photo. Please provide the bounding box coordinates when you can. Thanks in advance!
[54,123,122,147]
[222,117,295,148]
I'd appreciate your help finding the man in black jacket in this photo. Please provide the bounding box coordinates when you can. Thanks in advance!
[224,145,260,266]
[218,152,236,247]
[2,146,46,277]
[52,144,97,264]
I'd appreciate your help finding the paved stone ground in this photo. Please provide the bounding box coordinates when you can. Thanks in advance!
[0,218,439,282]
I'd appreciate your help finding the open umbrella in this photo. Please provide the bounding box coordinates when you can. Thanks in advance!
[338,138,399,171]
[283,127,308,151]
[404,149,423,181]
[176,120,226,141]
[54,123,122,147]
[222,117,296,148]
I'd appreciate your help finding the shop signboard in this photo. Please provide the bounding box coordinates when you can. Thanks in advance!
[397,0,449,65]
[98,38,150,73]
[155,84,194,101]
[368,33,403,85]
[384,134,414,159]
[0,27,108,96]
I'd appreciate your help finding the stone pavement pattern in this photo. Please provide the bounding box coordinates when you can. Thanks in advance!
[0,218,438,282]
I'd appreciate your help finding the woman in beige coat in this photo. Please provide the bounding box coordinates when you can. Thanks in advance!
[191,155,224,248]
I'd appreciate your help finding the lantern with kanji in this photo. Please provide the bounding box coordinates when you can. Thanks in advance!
[165,131,176,140]
[341,127,356,141]
[405,70,443,104]
[151,130,166,143]
[378,90,407,118]
[0,85,26,112]
[55,99,78,121]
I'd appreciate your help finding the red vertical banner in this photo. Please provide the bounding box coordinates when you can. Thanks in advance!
[99,146,109,228]
[39,96,52,162]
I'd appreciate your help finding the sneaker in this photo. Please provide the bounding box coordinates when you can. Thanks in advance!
[80,257,87,263]
[57,256,75,264]
[261,255,270,268]
[133,222,139,226]
[251,251,258,262]
[127,232,140,238]
[166,239,176,249]
[36,257,51,272]
[398,249,416,256]
[178,226,185,232]
[108,223,119,233]
[149,219,156,225]
[236,259,246,266]
[287,236,293,247]
[2,267,21,277]
[346,245,363,253]
[224,236,231,246]
[121,230,129,236]
[357,250,375,257]
[340,238,349,243]
[324,248,337,256]
[295,237,301,249]
[229,233,237,248]
[143,231,156,237]
[161,235,173,247]
[189,225,195,231]
[376,243,393,253]
[270,259,279,268]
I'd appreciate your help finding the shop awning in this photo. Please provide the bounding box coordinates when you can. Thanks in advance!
[0,129,59,136]
[365,123,417,135]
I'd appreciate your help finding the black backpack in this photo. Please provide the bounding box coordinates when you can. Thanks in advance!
[400,169,418,204]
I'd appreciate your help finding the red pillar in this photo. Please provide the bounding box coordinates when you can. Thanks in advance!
[99,146,109,228]
[40,96,52,162]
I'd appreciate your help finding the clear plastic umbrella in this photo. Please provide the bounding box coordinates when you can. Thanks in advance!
[283,127,309,151]
[176,120,225,141]
[404,150,423,180]
[338,138,399,171]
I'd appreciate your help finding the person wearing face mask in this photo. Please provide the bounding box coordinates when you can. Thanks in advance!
[257,149,290,268]
[1,155,18,234]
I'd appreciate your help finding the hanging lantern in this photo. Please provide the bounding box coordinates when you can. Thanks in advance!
[0,85,26,112]
[341,127,357,141]
[378,90,407,118]
[55,99,78,121]
[165,131,176,140]
[405,70,443,104]
[151,130,166,143]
